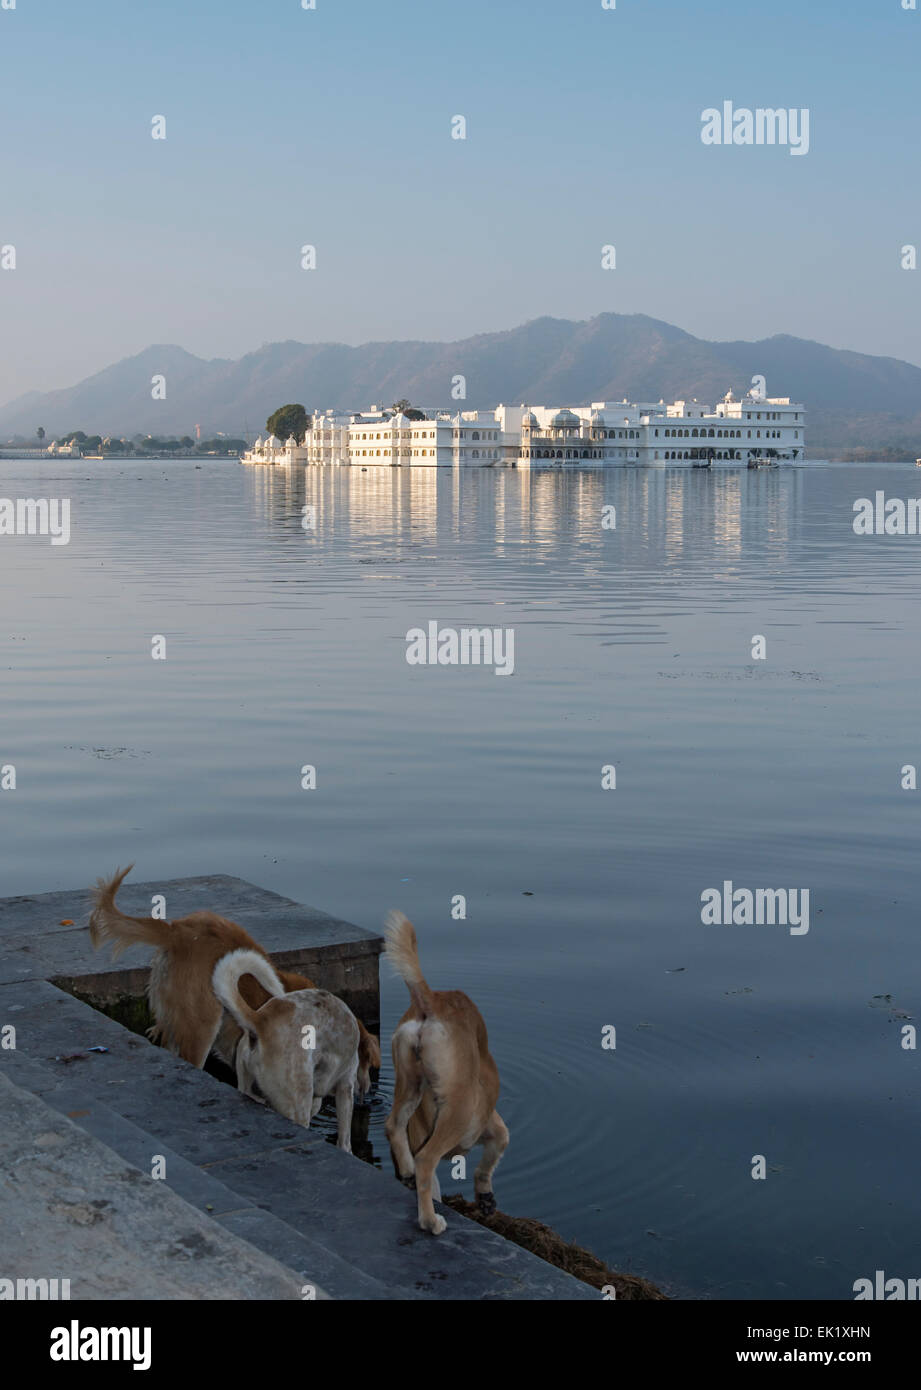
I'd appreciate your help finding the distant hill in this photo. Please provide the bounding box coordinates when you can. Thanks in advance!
[2,314,919,458]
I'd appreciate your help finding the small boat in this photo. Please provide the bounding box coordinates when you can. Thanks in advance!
[916,458,921,467]
[747,456,775,469]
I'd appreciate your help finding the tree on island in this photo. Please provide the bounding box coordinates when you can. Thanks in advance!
[36,426,45,442]
[266,404,310,442]
[391,400,427,420]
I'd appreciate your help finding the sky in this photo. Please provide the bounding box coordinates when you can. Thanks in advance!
[0,0,919,405]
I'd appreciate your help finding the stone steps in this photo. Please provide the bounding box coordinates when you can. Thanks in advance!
[0,878,596,1301]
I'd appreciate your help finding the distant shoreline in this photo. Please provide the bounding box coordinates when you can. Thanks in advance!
[0,451,240,462]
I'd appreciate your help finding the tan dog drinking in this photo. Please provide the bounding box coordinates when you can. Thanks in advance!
[384,911,509,1234]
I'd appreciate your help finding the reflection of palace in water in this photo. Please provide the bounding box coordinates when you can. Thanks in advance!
[247,454,799,567]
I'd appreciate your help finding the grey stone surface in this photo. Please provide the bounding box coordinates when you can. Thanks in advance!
[204,1142,597,1301]
[0,982,308,1165]
[214,1210,403,1301]
[0,1073,324,1301]
[0,875,380,946]
[0,876,382,1004]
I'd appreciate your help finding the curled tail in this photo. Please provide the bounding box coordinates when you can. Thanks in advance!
[89,866,170,959]
[212,949,285,1036]
[384,911,435,1016]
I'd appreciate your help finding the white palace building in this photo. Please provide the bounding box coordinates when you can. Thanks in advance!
[241,389,804,468]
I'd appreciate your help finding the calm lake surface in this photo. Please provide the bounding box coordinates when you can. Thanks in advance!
[2,456,919,1300]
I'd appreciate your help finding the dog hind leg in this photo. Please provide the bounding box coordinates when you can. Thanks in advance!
[161,1001,223,1070]
[385,1032,424,1184]
[334,1075,354,1153]
[474,1109,509,1215]
[411,1101,469,1236]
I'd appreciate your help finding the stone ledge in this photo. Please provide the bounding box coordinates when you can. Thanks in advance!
[0,1072,324,1301]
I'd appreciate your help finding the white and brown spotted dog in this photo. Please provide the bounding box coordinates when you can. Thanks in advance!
[88,866,381,1096]
[212,949,359,1148]
[384,911,509,1235]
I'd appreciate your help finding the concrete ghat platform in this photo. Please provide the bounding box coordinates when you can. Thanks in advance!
[0,878,595,1301]
[0,875,384,1035]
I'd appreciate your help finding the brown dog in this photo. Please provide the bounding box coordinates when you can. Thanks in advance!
[89,866,381,1095]
[384,911,509,1234]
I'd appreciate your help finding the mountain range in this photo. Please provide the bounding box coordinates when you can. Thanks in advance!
[2,313,919,458]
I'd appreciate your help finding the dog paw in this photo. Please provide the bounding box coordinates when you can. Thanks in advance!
[401,1174,416,1191]
[477,1191,497,1216]
[422,1215,447,1236]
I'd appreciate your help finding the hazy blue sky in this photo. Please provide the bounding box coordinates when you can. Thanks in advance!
[1,0,919,404]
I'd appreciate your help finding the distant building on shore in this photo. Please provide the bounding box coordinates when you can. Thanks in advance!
[240,389,804,468]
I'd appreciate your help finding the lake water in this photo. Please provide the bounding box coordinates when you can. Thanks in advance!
[2,456,919,1300]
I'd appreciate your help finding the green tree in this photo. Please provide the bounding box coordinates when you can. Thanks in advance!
[197,437,246,454]
[266,403,310,442]
[391,400,426,419]
[36,426,45,442]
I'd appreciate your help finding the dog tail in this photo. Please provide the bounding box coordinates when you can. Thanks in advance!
[384,911,435,1016]
[212,949,285,1035]
[89,866,170,959]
